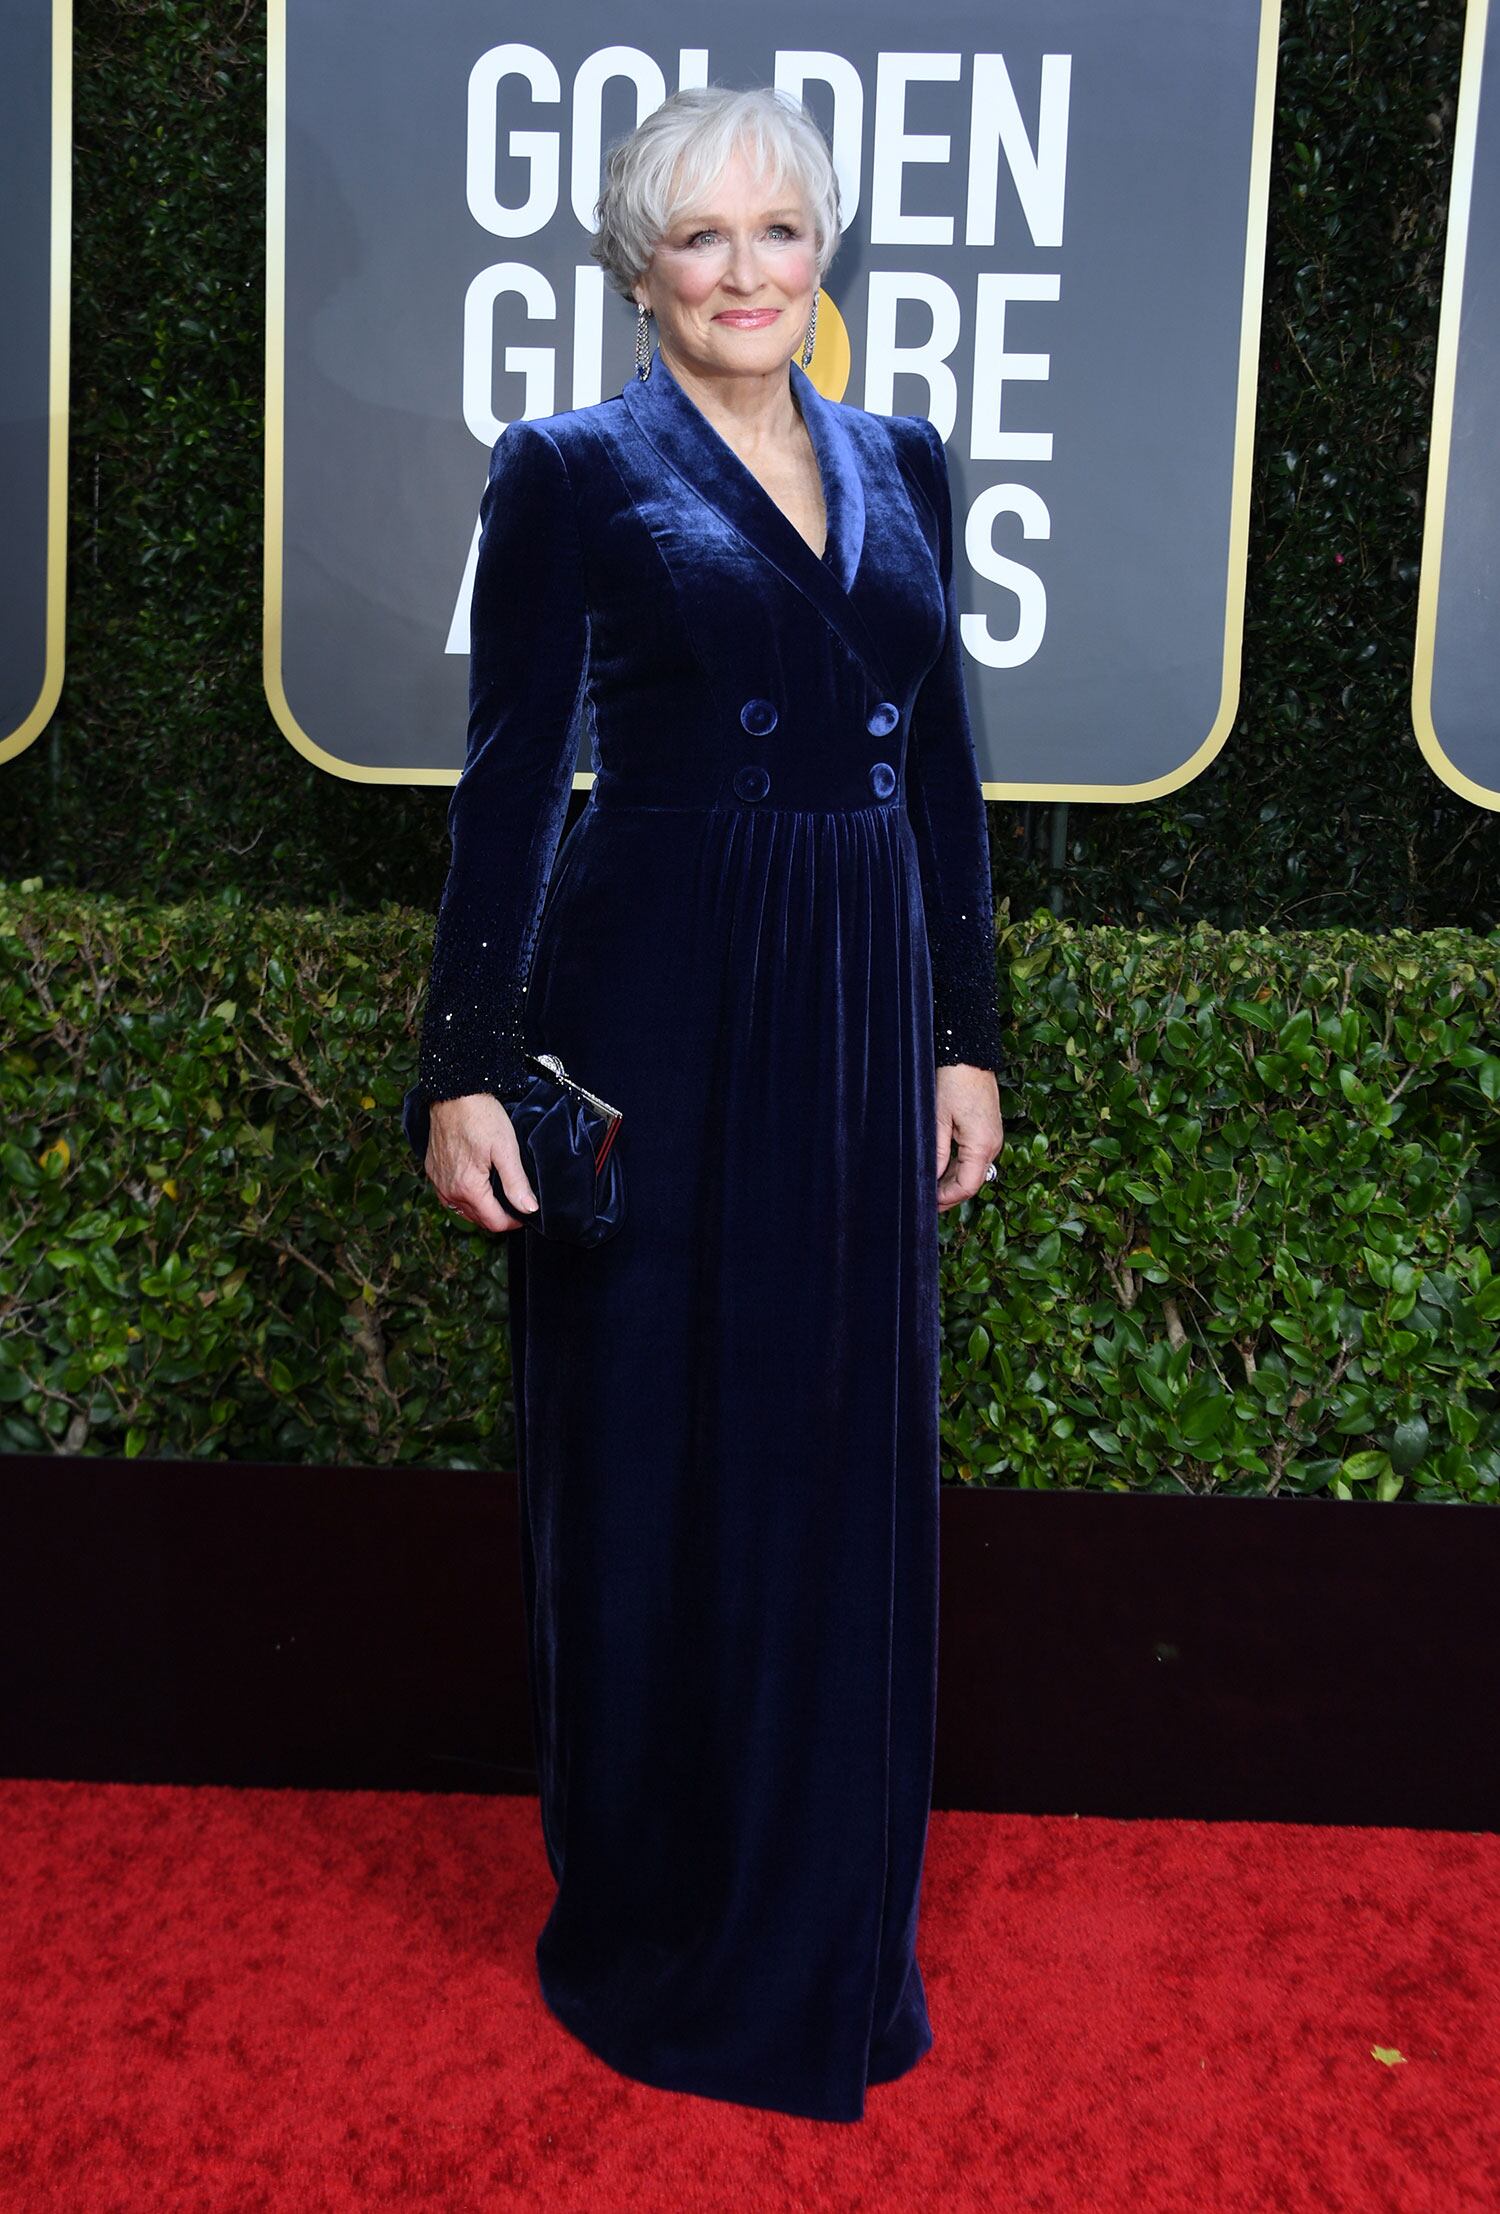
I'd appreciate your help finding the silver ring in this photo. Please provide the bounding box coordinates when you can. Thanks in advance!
[983,1162,998,1182]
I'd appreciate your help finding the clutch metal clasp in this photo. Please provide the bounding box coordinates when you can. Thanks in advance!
[528,1050,623,1124]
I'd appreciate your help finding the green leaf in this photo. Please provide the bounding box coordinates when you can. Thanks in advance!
[1341,1450,1393,1485]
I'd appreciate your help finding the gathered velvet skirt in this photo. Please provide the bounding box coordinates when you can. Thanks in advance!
[507,781,943,2123]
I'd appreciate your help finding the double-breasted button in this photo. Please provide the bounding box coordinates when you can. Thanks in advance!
[740,697,779,735]
[866,701,900,736]
[868,761,897,800]
[733,764,771,802]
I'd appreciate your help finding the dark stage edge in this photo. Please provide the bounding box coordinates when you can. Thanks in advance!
[0,1456,1493,1829]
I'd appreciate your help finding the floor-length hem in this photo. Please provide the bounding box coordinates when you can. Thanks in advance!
[535,1960,935,2123]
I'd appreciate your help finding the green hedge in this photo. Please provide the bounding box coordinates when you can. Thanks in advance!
[941,906,1500,1497]
[3,888,1495,1493]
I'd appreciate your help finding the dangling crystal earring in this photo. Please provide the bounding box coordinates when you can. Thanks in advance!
[635,300,654,381]
[801,289,818,368]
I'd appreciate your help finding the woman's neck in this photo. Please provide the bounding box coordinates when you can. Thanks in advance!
[656,342,800,459]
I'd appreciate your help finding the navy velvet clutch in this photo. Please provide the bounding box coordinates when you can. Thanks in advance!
[402,1052,625,1247]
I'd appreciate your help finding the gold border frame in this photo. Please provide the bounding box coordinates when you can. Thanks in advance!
[979,0,1282,802]
[1,0,71,765]
[1410,0,1499,812]
[263,0,1282,800]
[262,4,449,785]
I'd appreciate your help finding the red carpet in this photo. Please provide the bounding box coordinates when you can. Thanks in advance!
[0,1780,1494,2211]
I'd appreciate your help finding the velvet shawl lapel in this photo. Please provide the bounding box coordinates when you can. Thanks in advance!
[619,348,896,694]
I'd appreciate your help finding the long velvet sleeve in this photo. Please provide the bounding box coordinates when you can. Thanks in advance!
[416,419,591,1103]
[901,415,1007,1079]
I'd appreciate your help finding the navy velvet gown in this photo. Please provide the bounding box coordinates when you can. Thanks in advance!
[414,346,1006,2124]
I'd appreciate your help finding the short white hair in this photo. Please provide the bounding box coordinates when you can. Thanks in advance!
[591,85,842,304]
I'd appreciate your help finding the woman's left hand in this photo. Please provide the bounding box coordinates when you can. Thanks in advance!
[935,1064,1004,1212]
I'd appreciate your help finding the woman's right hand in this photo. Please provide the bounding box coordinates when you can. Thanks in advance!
[426,1093,540,1234]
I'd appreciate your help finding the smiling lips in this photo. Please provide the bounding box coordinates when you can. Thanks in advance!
[714,309,781,327]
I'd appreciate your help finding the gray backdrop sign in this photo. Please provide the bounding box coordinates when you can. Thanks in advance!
[266,0,1279,799]
[0,0,69,765]
[1413,0,1500,813]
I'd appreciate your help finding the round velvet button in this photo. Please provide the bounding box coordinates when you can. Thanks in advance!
[740,697,779,735]
[733,764,771,802]
[868,760,897,800]
[866,701,900,737]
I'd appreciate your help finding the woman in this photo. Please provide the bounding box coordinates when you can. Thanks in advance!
[413,85,1005,2123]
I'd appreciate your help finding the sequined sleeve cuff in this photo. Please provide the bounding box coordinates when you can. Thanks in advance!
[417,986,532,1106]
[928,915,1007,1076]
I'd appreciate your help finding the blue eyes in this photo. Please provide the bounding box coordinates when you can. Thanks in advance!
[684,224,800,247]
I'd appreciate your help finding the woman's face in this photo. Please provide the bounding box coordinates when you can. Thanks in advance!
[636,140,819,383]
